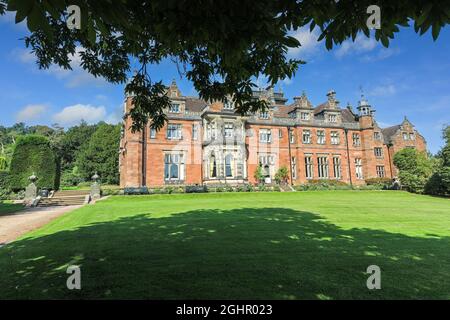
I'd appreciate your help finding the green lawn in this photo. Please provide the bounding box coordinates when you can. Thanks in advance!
[0,191,449,299]
[0,201,24,215]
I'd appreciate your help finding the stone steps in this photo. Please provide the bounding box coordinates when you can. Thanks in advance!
[37,190,90,207]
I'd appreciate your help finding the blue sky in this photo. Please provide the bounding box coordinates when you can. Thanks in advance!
[0,13,449,153]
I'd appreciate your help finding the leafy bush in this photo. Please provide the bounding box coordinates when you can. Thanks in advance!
[8,135,58,191]
[253,166,264,184]
[425,166,450,196]
[294,179,352,191]
[60,166,84,187]
[274,166,289,184]
[0,156,7,171]
[76,123,121,185]
[0,171,11,200]
[186,185,207,193]
[394,148,434,193]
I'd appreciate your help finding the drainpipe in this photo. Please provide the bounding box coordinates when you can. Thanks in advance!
[387,143,394,179]
[344,128,353,187]
[141,126,147,187]
[287,126,293,186]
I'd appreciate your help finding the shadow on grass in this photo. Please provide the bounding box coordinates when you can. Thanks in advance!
[0,208,449,299]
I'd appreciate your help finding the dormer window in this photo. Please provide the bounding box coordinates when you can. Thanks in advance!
[260,111,269,119]
[301,112,310,121]
[169,103,180,113]
[328,114,337,123]
[223,98,233,110]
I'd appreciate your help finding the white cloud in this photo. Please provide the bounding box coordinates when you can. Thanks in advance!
[16,104,49,122]
[360,48,400,62]
[288,27,321,58]
[105,105,124,124]
[335,34,377,58]
[53,104,107,126]
[13,46,109,88]
[368,84,397,97]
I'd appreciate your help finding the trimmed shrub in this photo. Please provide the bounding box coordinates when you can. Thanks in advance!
[294,179,352,191]
[8,135,58,191]
[0,171,10,200]
[0,156,7,171]
[425,167,450,197]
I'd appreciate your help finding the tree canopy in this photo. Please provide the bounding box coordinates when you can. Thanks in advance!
[2,0,449,130]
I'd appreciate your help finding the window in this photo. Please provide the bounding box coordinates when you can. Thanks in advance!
[374,132,381,140]
[352,133,360,147]
[225,154,234,177]
[331,131,340,145]
[355,158,363,179]
[260,111,269,119]
[290,131,295,143]
[301,112,310,121]
[167,124,182,140]
[169,103,180,113]
[278,129,282,138]
[192,124,199,140]
[305,156,313,179]
[292,157,297,179]
[318,156,329,178]
[376,166,385,178]
[224,123,234,138]
[223,97,233,110]
[302,130,311,144]
[333,156,342,179]
[317,130,325,144]
[207,123,216,140]
[209,154,217,178]
[374,147,383,157]
[149,128,156,139]
[164,153,185,181]
[259,155,275,166]
[409,132,415,140]
[259,129,272,143]
[402,132,409,140]
[328,114,337,123]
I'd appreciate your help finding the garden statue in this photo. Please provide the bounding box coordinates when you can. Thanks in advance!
[24,172,38,203]
[90,172,101,200]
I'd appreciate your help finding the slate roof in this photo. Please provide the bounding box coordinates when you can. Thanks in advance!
[185,97,207,112]
[381,125,401,144]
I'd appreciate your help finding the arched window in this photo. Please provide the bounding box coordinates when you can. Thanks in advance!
[210,154,217,178]
[225,154,233,177]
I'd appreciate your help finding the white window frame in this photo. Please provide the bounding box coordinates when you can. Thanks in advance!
[317,130,325,144]
[259,129,272,143]
[305,156,313,179]
[169,103,180,113]
[331,131,340,145]
[355,158,363,180]
[167,124,182,140]
[302,130,311,144]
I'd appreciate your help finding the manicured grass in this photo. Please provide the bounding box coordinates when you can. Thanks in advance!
[0,191,449,299]
[0,200,24,215]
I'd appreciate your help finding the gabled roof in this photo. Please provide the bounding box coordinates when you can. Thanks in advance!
[341,108,357,123]
[185,97,207,112]
[381,125,401,144]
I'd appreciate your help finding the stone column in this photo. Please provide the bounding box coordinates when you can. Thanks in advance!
[24,173,38,203]
[90,172,101,200]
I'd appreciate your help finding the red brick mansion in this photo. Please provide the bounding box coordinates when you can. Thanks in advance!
[119,81,426,188]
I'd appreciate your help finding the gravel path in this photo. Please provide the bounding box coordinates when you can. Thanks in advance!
[0,206,81,245]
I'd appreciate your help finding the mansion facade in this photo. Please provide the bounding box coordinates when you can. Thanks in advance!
[119,81,426,188]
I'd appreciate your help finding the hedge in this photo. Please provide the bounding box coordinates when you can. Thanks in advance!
[0,156,7,171]
[8,135,58,191]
